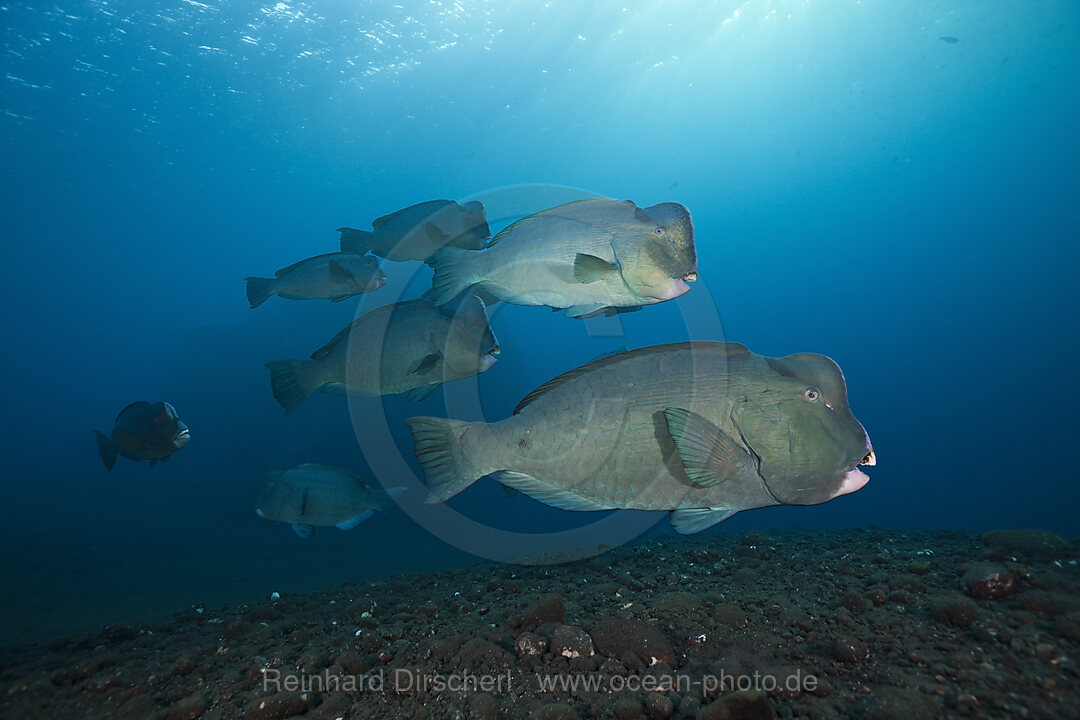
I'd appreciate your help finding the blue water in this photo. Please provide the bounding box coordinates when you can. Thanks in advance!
[1,0,1077,642]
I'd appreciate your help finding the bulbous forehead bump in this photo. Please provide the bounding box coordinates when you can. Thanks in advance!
[766,354,849,403]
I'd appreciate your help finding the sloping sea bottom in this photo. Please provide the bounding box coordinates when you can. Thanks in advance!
[1,528,1077,719]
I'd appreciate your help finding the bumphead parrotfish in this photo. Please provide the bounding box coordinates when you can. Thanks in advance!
[265,296,499,413]
[94,401,191,470]
[338,199,490,264]
[245,252,386,308]
[430,197,698,318]
[255,463,405,539]
[408,342,874,533]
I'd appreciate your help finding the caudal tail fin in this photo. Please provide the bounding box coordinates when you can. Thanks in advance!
[265,359,321,414]
[431,247,479,305]
[406,417,484,503]
[94,430,118,470]
[338,227,375,255]
[245,276,277,308]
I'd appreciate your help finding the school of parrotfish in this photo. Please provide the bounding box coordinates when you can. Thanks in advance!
[94,196,875,539]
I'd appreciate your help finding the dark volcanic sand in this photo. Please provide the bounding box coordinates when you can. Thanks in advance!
[2,528,1078,720]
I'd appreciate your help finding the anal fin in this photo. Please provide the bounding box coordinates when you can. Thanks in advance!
[496,470,609,511]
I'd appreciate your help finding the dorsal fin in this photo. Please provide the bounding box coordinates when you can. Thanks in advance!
[487,197,612,246]
[372,200,452,230]
[512,342,750,415]
[275,252,340,277]
[116,401,150,422]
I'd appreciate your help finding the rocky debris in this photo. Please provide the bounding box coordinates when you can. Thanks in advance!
[1,529,1077,720]
[591,618,675,665]
[531,702,579,720]
[644,692,674,720]
[982,528,1071,560]
[650,591,703,614]
[928,594,979,627]
[831,635,869,663]
[518,593,566,630]
[712,603,748,627]
[549,624,594,658]
[859,687,940,720]
[167,692,208,720]
[698,691,777,720]
[241,692,310,720]
[961,562,1015,599]
[515,631,548,657]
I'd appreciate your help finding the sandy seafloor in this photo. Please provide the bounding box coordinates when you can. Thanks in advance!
[1,528,1077,720]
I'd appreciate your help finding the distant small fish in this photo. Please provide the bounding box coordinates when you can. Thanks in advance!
[939,35,960,43]
[255,463,405,538]
[245,252,385,308]
[94,401,190,470]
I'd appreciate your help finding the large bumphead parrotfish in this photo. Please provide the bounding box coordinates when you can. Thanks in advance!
[265,296,500,413]
[408,342,875,533]
[255,463,405,539]
[94,401,191,470]
[338,199,491,264]
[245,252,386,308]
[430,197,698,318]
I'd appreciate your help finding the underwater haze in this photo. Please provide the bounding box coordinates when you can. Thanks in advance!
[1,0,1078,659]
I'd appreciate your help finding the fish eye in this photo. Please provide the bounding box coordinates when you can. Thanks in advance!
[653,227,664,235]
[804,387,820,402]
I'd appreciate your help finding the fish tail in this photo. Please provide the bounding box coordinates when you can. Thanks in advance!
[338,227,374,255]
[244,276,277,308]
[431,247,477,305]
[94,430,118,471]
[406,417,484,503]
[265,359,320,414]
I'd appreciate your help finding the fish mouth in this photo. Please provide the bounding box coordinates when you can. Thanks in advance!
[681,271,698,282]
[835,466,870,497]
[859,449,876,467]
[489,345,500,356]
[174,428,191,446]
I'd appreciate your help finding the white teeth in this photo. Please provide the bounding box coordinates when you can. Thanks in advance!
[860,449,876,467]
[681,272,698,282]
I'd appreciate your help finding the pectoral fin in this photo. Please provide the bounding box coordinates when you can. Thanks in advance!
[291,488,308,518]
[329,260,352,281]
[573,253,618,283]
[670,507,737,534]
[319,382,349,396]
[409,353,442,375]
[406,383,440,402]
[424,221,452,247]
[662,408,751,487]
[564,303,609,319]
[336,510,375,530]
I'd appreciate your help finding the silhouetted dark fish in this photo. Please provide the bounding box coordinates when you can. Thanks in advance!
[255,463,405,538]
[409,342,875,534]
[338,199,490,264]
[939,36,959,43]
[94,401,190,470]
